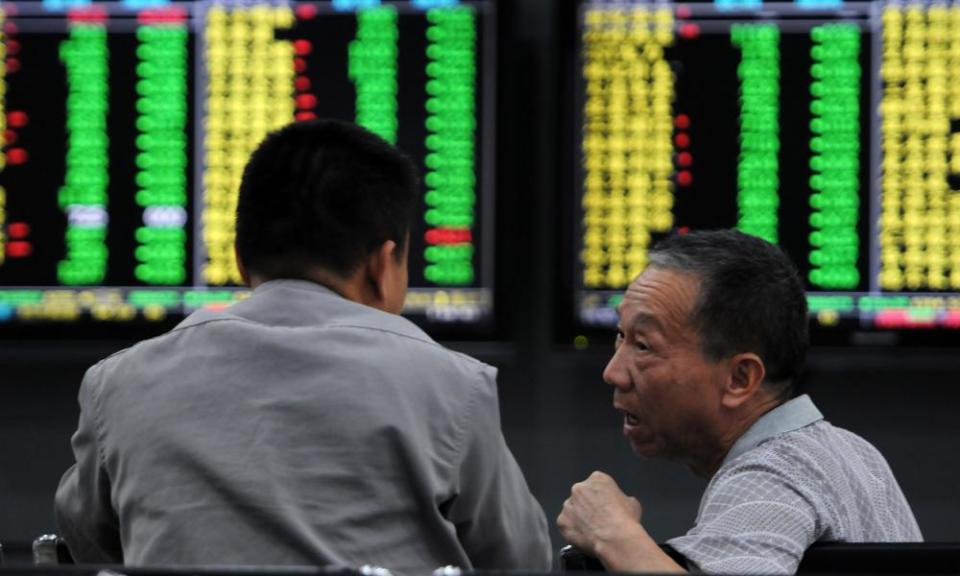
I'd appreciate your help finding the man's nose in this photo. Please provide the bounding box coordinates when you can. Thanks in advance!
[602,348,631,391]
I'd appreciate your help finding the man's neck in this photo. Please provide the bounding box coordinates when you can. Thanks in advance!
[690,393,785,478]
[250,270,364,304]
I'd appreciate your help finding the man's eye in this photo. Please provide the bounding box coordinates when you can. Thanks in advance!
[635,340,650,351]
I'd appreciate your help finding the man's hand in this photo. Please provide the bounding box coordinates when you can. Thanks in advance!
[557,471,642,556]
[557,471,686,573]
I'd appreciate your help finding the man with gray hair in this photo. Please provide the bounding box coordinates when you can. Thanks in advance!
[557,229,921,574]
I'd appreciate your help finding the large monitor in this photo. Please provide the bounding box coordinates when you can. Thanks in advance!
[572,0,960,340]
[0,0,495,334]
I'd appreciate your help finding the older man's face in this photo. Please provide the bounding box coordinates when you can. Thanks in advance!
[603,266,730,465]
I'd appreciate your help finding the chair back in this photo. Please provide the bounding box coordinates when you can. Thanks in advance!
[797,542,960,573]
[561,542,960,573]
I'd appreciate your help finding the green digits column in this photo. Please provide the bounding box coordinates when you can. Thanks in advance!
[58,24,110,285]
[732,24,780,244]
[348,6,398,143]
[809,23,861,289]
[135,22,189,285]
[423,6,476,286]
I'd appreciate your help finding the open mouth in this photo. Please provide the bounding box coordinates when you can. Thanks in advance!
[621,410,640,426]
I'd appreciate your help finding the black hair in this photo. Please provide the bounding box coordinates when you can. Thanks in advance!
[236,119,419,280]
[649,229,809,398]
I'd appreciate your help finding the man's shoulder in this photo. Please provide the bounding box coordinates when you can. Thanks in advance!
[730,420,857,468]
[297,298,491,374]
[209,281,482,358]
[326,317,494,375]
[88,288,493,388]
[716,419,896,498]
[85,323,193,377]
[755,420,884,464]
[79,316,208,391]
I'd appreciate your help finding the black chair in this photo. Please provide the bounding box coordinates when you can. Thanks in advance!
[797,542,960,573]
[561,542,960,573]
[559,544,685,571]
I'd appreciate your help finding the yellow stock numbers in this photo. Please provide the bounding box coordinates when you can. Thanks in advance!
[880,3,960,291]
[203,4,295,285]
[581,6,675,289]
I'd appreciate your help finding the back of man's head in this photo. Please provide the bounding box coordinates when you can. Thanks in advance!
[649,229,809,399]
[236,119,419,281]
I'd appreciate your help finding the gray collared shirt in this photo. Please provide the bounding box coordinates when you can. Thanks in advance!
[667,395,922,574]
[56,280,552,573]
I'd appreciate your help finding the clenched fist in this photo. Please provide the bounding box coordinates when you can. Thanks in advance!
[557,471,641,555]
[557,471,685,573]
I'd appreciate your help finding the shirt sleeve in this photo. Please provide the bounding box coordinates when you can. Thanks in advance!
[667,461,821,575]
[54,363,124,563]
[443,367,553,571]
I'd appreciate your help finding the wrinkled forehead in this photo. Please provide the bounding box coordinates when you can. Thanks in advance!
[618,266,702,330]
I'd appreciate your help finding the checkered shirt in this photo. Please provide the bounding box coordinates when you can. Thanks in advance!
[667,395,922,574]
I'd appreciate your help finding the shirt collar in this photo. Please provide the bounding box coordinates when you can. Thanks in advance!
[174,279,342,330]
[253,278,340,298]
[722,394,823,466]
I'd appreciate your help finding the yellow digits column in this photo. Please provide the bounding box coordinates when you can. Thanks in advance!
[581,6,607,289]
[202,3,294,286]
[901,6,926,290]
[581,4,674,290]
[879,4,903,290]
[926,5,949,290]
[647,7,675,271]
[881,3,959,292]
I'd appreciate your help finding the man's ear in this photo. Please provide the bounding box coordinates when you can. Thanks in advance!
[365,240,399,306]
[721,353,766,409]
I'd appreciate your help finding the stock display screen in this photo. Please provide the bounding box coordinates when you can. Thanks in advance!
[575,0,960,333]
[0,0,495,329]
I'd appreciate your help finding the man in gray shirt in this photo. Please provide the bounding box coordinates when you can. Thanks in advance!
[56,120,551,573]
[557,230,920,574]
